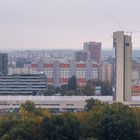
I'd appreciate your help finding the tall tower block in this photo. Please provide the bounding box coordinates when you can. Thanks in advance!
[113,31,132,102]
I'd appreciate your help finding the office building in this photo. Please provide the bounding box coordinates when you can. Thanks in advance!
[74,51,89,62]
[84,41,101,63]
[0,74,47,95]
[113,31,132,102]
[0,53,8,74]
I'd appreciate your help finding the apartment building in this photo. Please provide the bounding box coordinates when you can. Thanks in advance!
[31,61,98,86]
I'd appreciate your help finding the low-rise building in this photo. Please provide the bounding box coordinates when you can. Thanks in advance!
[0,74,47,95]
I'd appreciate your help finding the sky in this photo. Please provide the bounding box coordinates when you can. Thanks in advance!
[0,0,140,51]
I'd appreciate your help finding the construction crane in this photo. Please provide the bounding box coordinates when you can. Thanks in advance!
[126,31,140,37]
[126,31,140,48]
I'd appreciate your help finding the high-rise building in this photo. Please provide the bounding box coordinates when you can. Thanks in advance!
[74,51,89,62]
[101,62,112,84]
[0,53,8,75]
[113,31,132,102]
[84,41,101,63]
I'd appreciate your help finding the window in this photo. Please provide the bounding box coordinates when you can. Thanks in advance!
[126,43,129,46]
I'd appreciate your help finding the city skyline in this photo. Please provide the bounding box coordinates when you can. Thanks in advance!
[0,0,140,50]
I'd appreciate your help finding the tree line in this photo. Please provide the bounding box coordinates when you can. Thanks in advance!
[0,99,140,140]
[44,76,113,96]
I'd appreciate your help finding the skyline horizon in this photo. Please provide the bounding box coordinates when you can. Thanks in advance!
[1,47,140,52]
[0,0,140,50]
[0,30,140,51]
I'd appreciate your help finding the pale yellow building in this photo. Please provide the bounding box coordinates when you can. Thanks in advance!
[101,63,112,84]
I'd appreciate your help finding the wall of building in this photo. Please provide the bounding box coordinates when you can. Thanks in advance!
[113,31,132,102]
[84,41,101,63]
[0,53,8,74]
[101,63,112,84]
[0,74,47,95]
[31,61,98,86]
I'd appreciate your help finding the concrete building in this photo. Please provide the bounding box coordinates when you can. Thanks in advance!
[0,96,113,111]
[0,74,47,95]
[131,63,140,96]
[132,63,140,80]
[101,62,112,84]
[84,41,101,63]
[74,51,89,62]
[0,95,140,112]
[0,53,8,74]
[31,61,98,86]
[8,67,31,75]
[113,31,132,102]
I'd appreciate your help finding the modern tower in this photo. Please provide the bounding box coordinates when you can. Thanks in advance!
[113,31,132,102]
[0,53,8,75]
[84,41,101,63]
[74,51,89,62]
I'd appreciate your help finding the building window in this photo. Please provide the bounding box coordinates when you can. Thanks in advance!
[126,43,129,46]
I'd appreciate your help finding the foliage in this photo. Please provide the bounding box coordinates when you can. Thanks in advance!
[20,100,36,113]
[0,100,139,140]
[44,85,56,96]
[68,75,77,90]
[44,89,56,96]
[65,90,75,96]
[94,80,112,95]
[60,84,68,95]
[82,81,95,96]
[85,98,103,111]
[41,113,80,140]
[84,103,138,140]
[44,79,112,96]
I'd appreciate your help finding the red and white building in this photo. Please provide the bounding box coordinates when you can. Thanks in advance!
[30,61,98,86]
[131,63,140,96]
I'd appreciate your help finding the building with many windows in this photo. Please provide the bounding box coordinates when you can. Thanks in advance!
[84,41,101,63]
[101,62,112,84]
[31,61,98,86]
[0,74,47,95]
[0,53,8,75]
[74,51,89,62]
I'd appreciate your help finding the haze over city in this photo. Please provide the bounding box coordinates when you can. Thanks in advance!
[0,0,140,50]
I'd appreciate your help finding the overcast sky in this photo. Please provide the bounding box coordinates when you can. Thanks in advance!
[0,0,140,51]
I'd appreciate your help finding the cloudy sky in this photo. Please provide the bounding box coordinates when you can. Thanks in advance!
[0,0,140,50]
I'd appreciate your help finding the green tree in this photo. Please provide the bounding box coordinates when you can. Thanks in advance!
[68,76,77,90]
[9,127,31,140]
[100,82,112,95]
[61,84,68,95]
[85,98,103,111]
[65,90,75,96]
[44,89,56,96]
[44,85,56,96]
[87,103,138,140]
[0,118,19,138]
[95,80,112,95]
[82,81,95,96]
[0,134,10,140]
[41,114,80,140]
[20,100,36,113]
